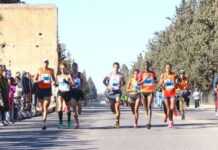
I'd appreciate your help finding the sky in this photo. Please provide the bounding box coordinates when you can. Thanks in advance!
[26,0,181,93]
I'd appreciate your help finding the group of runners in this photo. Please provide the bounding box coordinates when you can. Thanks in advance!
[35,59,84,130]
[103,61,190,129]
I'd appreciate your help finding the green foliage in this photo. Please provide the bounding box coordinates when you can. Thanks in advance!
[120,64,130,95]
[131,0,218,91]
[87,77,98,99]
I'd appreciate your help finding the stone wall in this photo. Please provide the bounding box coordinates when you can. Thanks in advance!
[0,4,58,75]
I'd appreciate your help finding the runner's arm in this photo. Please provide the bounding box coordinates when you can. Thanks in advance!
[51,69,56,82]
[158,74,164,90]
[68,74,74,86]
[126,80,132,92]
[121,75,126,87]
[103,76,110,87]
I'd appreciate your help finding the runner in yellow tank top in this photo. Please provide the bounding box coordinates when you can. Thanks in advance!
[126,69,141,128]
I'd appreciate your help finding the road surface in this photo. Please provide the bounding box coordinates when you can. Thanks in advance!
[0,103,218,150]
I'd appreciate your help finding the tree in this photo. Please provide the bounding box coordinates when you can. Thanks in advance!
[0,0,23,3]
[130,0,218,95]
[87,77,98,99]
[120,64,129,95]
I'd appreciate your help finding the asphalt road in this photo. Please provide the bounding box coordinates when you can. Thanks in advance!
[0,103,218,150]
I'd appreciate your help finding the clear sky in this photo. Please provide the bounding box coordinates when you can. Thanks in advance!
[26,0,181,93]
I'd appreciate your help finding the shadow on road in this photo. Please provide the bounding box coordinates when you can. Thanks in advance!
[0,128,97,150]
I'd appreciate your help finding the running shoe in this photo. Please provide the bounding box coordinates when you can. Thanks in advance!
[146,124,151,130]
[168,121,174,128]
[114,121,120,128]
[58,122,64,129]
[67,121,73,129]
[42,125,47,130]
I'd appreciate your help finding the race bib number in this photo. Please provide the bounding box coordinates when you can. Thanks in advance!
[164,80,175,90]
[41,74,51,84]
[74,78,81,88]
[111,79,120,90]
[132,82,140,92]
[143,77,154,86]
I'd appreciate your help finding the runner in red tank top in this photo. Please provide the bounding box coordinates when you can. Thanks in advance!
[35,59,55,130]
[159,63,177,128]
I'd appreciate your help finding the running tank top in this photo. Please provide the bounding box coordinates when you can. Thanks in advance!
[71,72,82,89]
[162,73,176,97]
[178,78,189,90]
[57,75,70,92]
[140,71,156,93]
[37,68,53,89]
[128,78,140,93]
[109,72,123,91]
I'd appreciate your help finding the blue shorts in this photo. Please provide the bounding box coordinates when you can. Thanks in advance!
[70,88,84,101]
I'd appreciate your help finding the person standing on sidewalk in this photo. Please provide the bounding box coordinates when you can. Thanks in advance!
[214,82,218,116]
[0,66,10,126]
[8,77,16,123]
[192,88,201,109]
[22,72,33,111]
[35,59,55,130]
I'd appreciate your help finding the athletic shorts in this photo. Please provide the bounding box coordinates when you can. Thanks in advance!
[128,93,140,103]
[58,91,71,102]
[71,88,84,102]
[37,88,52,100]
[164,96,176,100]
[104,90,121,102]
[141,92,154,98]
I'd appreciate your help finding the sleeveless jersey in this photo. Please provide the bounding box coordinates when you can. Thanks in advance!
[140,71,156,93]
[71,72,82,89]
[162,72,177,97]
[37,68,54,89]
[108,72,123,91]
[57,75,70,92]
[127,78,140,94]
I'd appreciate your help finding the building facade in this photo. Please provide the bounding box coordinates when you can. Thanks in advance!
[0,4,58,75]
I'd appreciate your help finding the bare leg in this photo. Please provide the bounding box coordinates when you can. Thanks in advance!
[134,98,140,128]
[57,96,63,125]
[72,100,79,128]
[147,94,153,129]
[114,97,121,128]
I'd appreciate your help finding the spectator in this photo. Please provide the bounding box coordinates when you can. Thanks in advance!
[192,88,201,109]
[0,66,10,126]
[22,72,33,111]
[8,77,16,123]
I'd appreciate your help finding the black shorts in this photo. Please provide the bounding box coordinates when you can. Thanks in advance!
[128,93,140,103]
[71,88,84,101]
[105,90,122,102]
[58,91,71,102]
[37,88,52,100]
[141,92,154,98]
